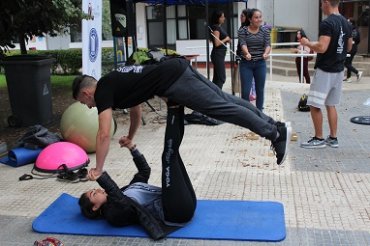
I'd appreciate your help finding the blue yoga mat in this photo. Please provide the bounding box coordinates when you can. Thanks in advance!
[33,193,286,241]
[0,147,42,167]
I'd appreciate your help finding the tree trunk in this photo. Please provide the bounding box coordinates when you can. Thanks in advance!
[18,33,27,54]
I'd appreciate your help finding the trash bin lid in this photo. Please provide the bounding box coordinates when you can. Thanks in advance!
[0,55,55,66]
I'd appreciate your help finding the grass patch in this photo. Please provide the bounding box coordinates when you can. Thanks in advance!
[0,74,75,88]
[51,75,76,87]
[0,74,5,87]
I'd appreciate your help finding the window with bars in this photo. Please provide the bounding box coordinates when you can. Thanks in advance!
[145,3,238,49]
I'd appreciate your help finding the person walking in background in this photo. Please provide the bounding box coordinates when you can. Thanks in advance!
[292,29,312,84]
[209,10,231,90]
[343,19,362,82]
[300,0,352,149]
[238,8,271,111]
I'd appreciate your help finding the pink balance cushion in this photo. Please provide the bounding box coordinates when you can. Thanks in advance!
[35,142,89,173]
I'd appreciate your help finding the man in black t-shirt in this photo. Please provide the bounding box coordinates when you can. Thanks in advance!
[300,0,352,149]
[72,58,292,178]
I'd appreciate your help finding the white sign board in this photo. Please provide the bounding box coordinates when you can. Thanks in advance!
[82,0,102,79]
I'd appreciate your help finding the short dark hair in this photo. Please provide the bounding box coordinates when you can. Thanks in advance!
[326,0,340,7]
[72,75,97,99]
[78,192,103,219]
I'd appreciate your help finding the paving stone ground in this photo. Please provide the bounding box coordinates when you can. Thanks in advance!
[0,70,370,245]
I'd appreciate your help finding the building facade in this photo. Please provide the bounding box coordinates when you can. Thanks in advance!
[15,0,370,59]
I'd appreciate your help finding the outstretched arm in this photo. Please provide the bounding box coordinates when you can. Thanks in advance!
[129,146,151,184]
[128,105,142,139]
[119,105,142,148]
[90,108,113,178]
[118,143,151,185]
[301,36,330,54]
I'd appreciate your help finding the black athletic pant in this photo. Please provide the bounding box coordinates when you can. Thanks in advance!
[211,48,227,89]
[345,45,359,78]
[161,104,197,223]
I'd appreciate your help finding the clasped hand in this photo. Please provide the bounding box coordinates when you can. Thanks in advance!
[244,53,252,60]
[88,168,102,181]
[300,37,309,46]
[119,135,133,148]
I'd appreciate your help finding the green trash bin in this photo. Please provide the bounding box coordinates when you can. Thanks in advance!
[0,55,55,127]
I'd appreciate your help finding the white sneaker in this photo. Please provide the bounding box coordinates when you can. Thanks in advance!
[343,78,352,83]
[357,71,363,82]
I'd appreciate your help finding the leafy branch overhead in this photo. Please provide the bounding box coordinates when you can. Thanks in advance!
[0,0,86,55]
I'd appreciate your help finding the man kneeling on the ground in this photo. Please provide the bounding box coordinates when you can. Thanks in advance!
[72,57,291,178]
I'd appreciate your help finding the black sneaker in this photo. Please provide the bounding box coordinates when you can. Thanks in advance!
[56,164,80,183]
[57,171,79,183]
[77,168,89,182]
[271,122,292,165]
[275,121,291,128]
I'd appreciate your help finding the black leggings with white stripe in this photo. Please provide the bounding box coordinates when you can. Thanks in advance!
[161,104,197,223]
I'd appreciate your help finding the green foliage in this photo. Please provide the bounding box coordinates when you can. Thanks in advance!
[0,74,6,87]
[50,75,76,87]
[0,74,74,89]
[102,0,113,41]
[101,47,115,75]
[0,0,85,55]
[0,47,180,77]
[0,48,115,76]
[127,48,180,65]
[129,48,151,64]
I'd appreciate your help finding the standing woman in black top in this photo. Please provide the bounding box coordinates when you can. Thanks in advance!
[238,8,271,111]
[210,10,231,89]
[292,29,311,84]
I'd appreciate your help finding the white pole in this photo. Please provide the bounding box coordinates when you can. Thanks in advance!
[300,46,304,83]
[270,45,273,81]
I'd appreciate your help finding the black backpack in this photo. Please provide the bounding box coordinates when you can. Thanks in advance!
[15,125,61,149]
[298,94,310,112]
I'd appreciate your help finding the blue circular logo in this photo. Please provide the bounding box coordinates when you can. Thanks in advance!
[89,28,99,62]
